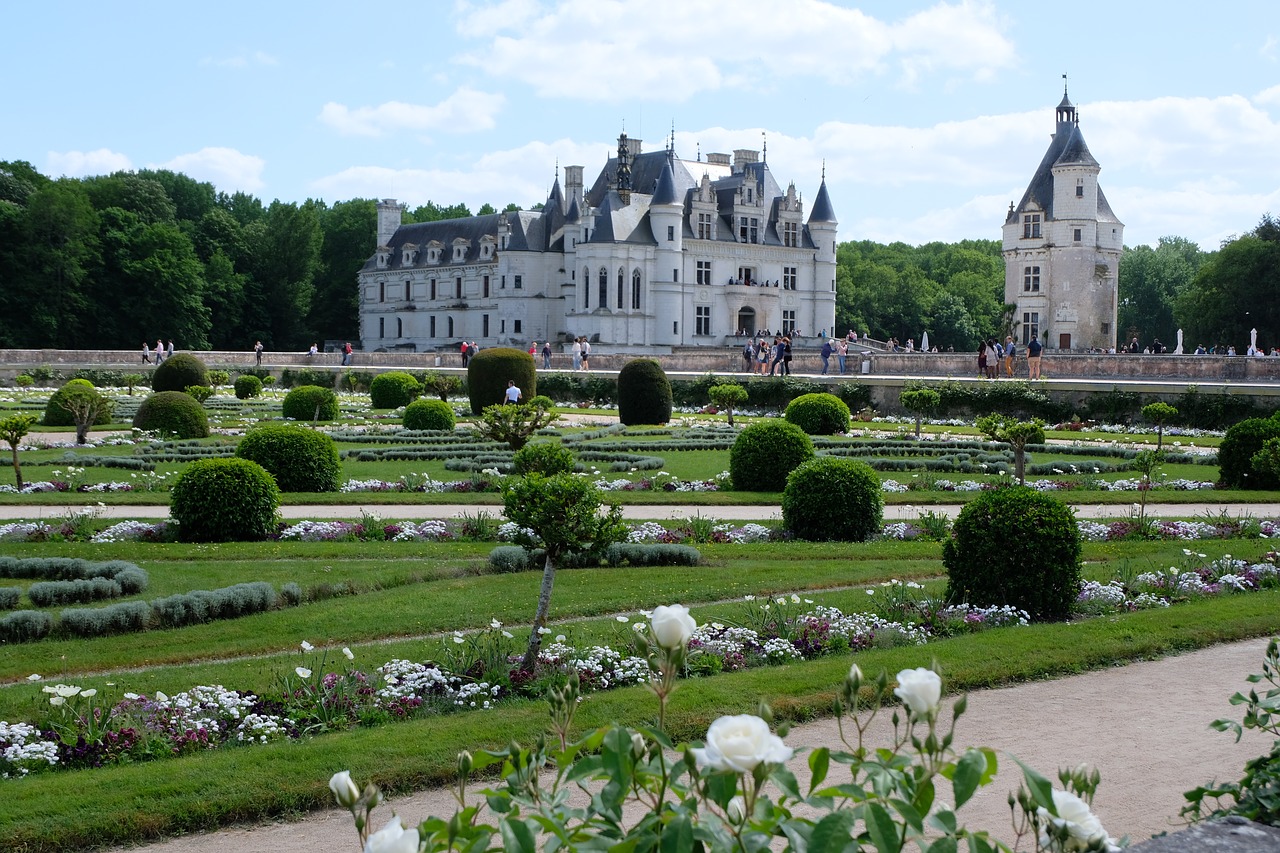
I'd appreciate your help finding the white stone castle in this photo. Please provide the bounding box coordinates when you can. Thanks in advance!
[1002,86,1124,351]
[358,133,838,353]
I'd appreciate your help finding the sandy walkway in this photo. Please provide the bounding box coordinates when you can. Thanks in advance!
[111,638,1275,852]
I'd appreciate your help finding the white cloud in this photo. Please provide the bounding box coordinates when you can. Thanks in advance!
[1262,34,1277,61]
[46,148,133,177]
[318,88,505,137]
[152,148,266,192]
[453,0,1015,101]
[1255,83,1280,106]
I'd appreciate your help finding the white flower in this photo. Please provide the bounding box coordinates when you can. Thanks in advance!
[894,668,942,718]
[26,673,41,682]
[490,618,502,629]
[555,634,566,643]
[502,631,514,639]
[342,647,355,661]
[615,615,629,622]
[301,641,314,652]
[155,691,168,702]
[79,689,97,698]
[649,604,697,650]
[1037,789,1114,852]
[364,816,420,853]
[48,696,66,706]
[848,663,864,683]
[537,626,551,635]
[296,667,312,679]
[692,714,793,773]
[727,795,747,824]
[452,635,466,644]
[329,770,360,808]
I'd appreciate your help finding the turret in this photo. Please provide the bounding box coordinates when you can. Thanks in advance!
[807,177,838,265]
[376,199,403,247]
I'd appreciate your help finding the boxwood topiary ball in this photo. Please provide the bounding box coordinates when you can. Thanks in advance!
[1218,414,1280,489]
[784,392,851,435]
[132,391,210,439]
[282,385,339,422]
[152,353,208,393]
[729,420,815,491]
[942,486,1082,622]
[233,374,263,400]
[782,457,883,541]
[235,423,340,492]
[170,457,279,542]
[370,371,421,409]
[403,398,456,431]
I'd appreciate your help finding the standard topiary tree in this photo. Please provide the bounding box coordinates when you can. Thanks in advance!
[282,385,339,422]
[942,486,1082,622]
[370,371,422,409]
[170,457,280,542]
[781,457,883,541]
[617,359,673,426]
[0,414,36,490]
[236,423,341,492]
[152,353,208,393]
[467,348,537,415]
[975,413,1045,486]
[1141,402,1179,451]
[729,420,815,491]
[47,380,115,443]
[784,393,851,435]
[234,374,263,400]
[474,397,558,451]
[513,441,576,476]
[43,379,113,429]
[132,391,210,439]
[403,399,457,431]
[708,383,748,426]
[1219,415,1280,489]
[900,387,942,438]
[418,371,462,402]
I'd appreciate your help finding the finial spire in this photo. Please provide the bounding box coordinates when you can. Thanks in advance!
[1063,72,1068,96]
[821,159,826,181]
[762,131,767,163]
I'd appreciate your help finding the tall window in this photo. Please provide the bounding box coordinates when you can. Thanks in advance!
[1023,266,1041,292]
[738,216,758,243]
[583,268,590,308]
[697,213,713,239]
[455,277,462,298]
[783,266,797,290]
[631,270,641,310]
[430,279,437,300]
[514,275,522,289]
[598,268,608,309]
[429,315,436,337]
[1022,214,1041,239]
[695,306,711,336]
[617,268,624,309]
[782,221,798,247]
[378,317,385,337]
[514,319,522,333]
[782,310,796,334]
[447,316,454,337]
[738,266,755,285]
[396,317,402,337]
[1022,312,1039,345]
[482,275,490,298]
[1073,228,1082,243]
[696,261,712,285]
[379,282,385,302]
[482,314,489,337]
[1076,179,1084,198]
[405,281,411,300]
[666,225,675,241]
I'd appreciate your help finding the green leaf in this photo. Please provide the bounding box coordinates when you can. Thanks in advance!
[923,837,958,853]
[772,766,804,802]
[498,816,537,853]
[952,749,987,809]
[1012,756,1056,812]
[808,812,857,853]
[809,748,831,794]
[865,802,902,853]
[660,814,694,853]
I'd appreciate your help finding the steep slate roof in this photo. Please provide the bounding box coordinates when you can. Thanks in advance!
[361,212,506,272]
[808,179,836,223]
[650,160,678,205]
[1010,118,1100,223]
[587,190,656,244]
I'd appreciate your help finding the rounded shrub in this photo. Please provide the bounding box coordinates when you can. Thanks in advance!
[781,457,883,541]
[513,441,576,476]
[370,371,421,409]
[1218,415,1280,489]
[235,423,340,492]
[151,353,208,393]
[784,392,851,435]
[729,420,815,492]
[132,391,210,439]
[617,359,673,426]
[282,385,339,422]
[942,486,1082,622]
[43,379,113,427]
[403,398,456,431]
[170,457,279,542]
[233,374,263,400]
[467,348,537,414]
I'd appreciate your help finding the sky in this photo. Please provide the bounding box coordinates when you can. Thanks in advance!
[3,0,1279,251]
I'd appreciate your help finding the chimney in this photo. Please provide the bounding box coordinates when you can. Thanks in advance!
[376,199,403,247]
[732,149,760,170]
[565,165,584,208]
[705,152,731,167]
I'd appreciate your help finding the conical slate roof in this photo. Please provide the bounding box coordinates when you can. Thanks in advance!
[807,179,836,224]
[650,160,678,205]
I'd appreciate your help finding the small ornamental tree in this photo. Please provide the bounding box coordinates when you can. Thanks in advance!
[122,374,144,396]
[43,379,112,430]
[0,414,36,490]
[207,370,231,394]
[502,473,627,672]
[282,385,339,422]
[707,383,748,427]
[56,382,115,444]
[784,393,851,435]
[233,374,263,400]
[1219,416,1280,489]
[474,396,557,451]
[418,371,462,402]
[1253,436,1280,481]
[1141,402,1179,451]
[975,413,1044,485]
[900,387,942,438]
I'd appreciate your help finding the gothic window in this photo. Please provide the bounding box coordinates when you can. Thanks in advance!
[1022,214,1041,239]
[617,268,624,308]
[695,306,711,336]
[598,267,607,309]
[1023,266,1041,292]
[632,269,641,310]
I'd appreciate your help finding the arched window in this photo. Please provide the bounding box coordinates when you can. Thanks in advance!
[598,267,608,309]
[617,268,624,310]
[737,306,756,335]
[447,316,454,337]
[396,317,403,337]
[584,267,591,308]
[631,269,642,310]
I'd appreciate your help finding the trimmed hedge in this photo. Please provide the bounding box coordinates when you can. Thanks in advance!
[467,348,537,415]
[132,391,210,439]
[42,379,113,427]
[0,557,147,590]
[28,578,124,607]
[370,372,421,409]
[149,583,279,629]
[403,399,456,432]
[60,601,151,638]
[784,393,851,435]
[487,542,701,572]
[1218,415,1280,489]
[151,353,208,393]
[236,424,341,492]
[617,359,673,426]
[282,385,339,422]
[729,420,815,492]
[942,486,1082,622]
[0,587,20,610]
[781,457,883,541]
[233,374,263,399]
[170,458,280,542]
[0,610,52,643]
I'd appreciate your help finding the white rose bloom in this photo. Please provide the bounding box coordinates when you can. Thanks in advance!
[649,604,697,650]
[364,816,420,853]
[894,668,942,718]
[691,714,793,773]
[296,667,312,679]
[1037,789,1115,852]
[329,770,360,808]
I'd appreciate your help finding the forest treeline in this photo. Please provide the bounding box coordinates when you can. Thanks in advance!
[0,161,1275,353]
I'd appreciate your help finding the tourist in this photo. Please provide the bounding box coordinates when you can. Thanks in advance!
[581,338,591,370]
[820,339,833,375]
[254,341,264,365]
[307,343,318,357]
[341,342,353,366]
[154,339,165,364]
[529,341,538,357]
[166,340,175,360]
[1004,336,1017,377]
[976,343,987,377]
[504,379,522,404]
[985,339,1000,379]
[541,341,552,370]
[571,338,583,370]
[141,342,151,364]
[742,339,755,373]
[756,339,769,375]
[1027,335,1043,379]
[781,337,793,375]
[836,339,848,374]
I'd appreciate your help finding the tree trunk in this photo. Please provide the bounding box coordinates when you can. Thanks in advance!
[726,406,735,427]
[75,422,89,445]
[519,552,557,673]
[10,447,23,490]
[915,415,922,438]
[1015,446,1026,485]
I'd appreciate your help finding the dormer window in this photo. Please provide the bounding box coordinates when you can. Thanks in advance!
[1022,214,1041,239]
[376,249,390,269]
[426,241,443,264]
[782,221,798,248]
[480,236,496,260]
[452,238,470,263]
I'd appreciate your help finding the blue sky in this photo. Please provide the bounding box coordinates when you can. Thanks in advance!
[3,0,1278,250]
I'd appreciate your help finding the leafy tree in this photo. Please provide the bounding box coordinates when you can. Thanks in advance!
[406,201,471,222]
[19,179,100,347]
[82,172,177,224]
[975,413,1044,485]
[246,200,322,349]
[501,473,626,672]
[1177,216,1280,350]
[0,160,48,205]
[1141,402,1179,451]
[56,383,114,444]
[136,169,217,223]
[419,371,462,401]
[900,388,941,438]
[476,203,498,215]
[309,199,375,341]
[707,383,748,426]
[0,414,37,489]
[473,397,557,450]
[1119,237,1203,348]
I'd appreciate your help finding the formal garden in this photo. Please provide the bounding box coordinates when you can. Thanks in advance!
[2,353,1280,851]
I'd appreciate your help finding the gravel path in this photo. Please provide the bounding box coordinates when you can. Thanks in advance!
[109,638,1275,853]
